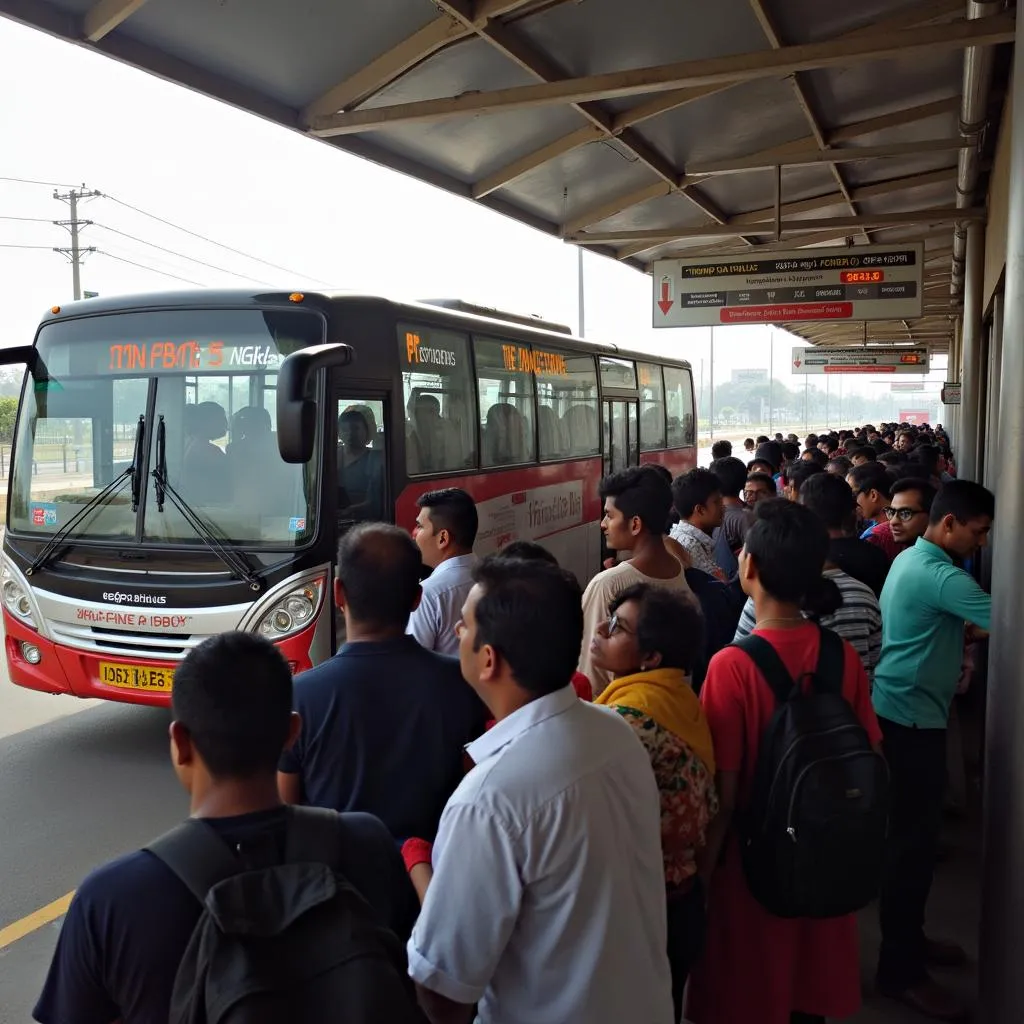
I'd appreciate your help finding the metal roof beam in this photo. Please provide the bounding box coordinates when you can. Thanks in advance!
[731,167,959,226]
[472,19,965,203]
[430,1,746,238]
[302,0,549,120]
[309,15,1016,135]
[685,138,969,176]
[577,206,986,244]
[81,0,147,41]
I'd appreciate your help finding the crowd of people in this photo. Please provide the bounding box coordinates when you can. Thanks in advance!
[33,421,993,1024]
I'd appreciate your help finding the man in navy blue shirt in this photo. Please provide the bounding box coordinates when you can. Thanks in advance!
[278,522,487,841]
[34,632,416,1024]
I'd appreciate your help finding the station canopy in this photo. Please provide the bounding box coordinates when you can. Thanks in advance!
[3,0,1016,353]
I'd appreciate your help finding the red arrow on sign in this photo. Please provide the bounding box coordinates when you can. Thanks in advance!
[657,278,674,316]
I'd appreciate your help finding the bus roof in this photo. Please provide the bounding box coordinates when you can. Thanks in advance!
[38,289,692,370]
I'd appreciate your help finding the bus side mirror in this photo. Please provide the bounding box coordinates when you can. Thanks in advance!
[0,346,36,368]
[277,343,354,464]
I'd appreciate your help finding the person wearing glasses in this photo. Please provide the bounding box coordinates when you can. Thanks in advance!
[591,584,717,1023]
[742,472,776,507]
[871,481,994,1020]
[864,479,937,564]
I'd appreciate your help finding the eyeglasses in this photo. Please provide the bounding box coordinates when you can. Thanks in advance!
[883,506,927,523]
[743,489,768,502]
[607,613,634,637]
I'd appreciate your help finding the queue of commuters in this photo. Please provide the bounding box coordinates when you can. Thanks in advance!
[35,419,992,1024]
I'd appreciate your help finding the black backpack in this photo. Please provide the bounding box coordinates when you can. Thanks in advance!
[146,806,426,1024]
[734,626,889,919]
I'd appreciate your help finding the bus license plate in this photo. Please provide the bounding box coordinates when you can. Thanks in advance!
[98,661,174,692]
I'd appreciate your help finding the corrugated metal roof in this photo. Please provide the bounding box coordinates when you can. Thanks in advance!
[2,0,1015,352]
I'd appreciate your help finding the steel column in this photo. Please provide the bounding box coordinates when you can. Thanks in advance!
[980,5,1024,1019]
[958,222,986,480]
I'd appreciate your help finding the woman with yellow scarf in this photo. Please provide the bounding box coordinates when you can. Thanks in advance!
[592,583,717,1023]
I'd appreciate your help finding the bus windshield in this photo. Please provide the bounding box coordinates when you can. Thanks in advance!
[9,307,325,549]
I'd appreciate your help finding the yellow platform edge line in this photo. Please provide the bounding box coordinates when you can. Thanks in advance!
[0,891,75,951]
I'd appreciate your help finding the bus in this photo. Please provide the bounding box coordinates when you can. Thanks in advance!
[0,291,696,706]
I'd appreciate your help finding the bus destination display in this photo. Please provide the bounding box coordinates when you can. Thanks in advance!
[651,243,924,327]
[105,340,283,372]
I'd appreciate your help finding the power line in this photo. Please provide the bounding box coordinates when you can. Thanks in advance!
[0,243,59,250]
[95,250,207,287]
[92,223,273,286]
[0,215,57,223]
[100,192,332,285]
[0,175,79,189]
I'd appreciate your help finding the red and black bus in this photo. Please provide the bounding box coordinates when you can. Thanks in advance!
[0,291,696,705]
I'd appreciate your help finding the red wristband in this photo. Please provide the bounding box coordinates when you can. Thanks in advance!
[401,837,433,873]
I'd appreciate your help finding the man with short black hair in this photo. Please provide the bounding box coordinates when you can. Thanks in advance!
[410,557,673,1024]
[848,463,891,534]
[849,446,876,468]
[280,524,486,842]
[670,468,727,580]
[864,478,936,562]
[579,467,691,694]
[711,439,733,460]
[408,487,479,655]
[873,480,994,1019]
[800,472,890,598]
[782,458,824,501]
[743,472,776,507]
[710,456,753,577]
[35,632,417,1024]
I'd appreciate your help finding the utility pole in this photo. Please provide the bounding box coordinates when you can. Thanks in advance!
[54,186,100,299]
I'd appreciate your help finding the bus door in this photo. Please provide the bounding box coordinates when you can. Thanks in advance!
[332,392,391,535]
[602,399,640,476]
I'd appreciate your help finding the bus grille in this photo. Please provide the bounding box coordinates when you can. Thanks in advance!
[48,621,209,661]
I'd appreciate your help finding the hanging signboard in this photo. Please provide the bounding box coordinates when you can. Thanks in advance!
[652,243,923,327]
[791,347,929,374]
[941,382,962,405]
[899,410,931,425]
[890,382,925,392]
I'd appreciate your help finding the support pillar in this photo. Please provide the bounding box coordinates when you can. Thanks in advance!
[947,318,962,450]
[984,291,1003,491]
[959,222,986,481]
[980,5,1024,1018]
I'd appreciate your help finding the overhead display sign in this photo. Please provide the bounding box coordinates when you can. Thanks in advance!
[791,347,929,374]
[652,243,924,327]
[942,382,962,405]
[890,382,925,392]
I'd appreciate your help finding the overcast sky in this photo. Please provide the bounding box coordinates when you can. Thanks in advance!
[0,16,945,403]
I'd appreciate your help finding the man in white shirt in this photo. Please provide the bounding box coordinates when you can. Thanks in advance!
[408,556,673,1024]
[670,468,728,581]
[408,488,478,655]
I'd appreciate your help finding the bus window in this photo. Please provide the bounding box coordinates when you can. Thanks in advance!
[474,336,536,469]
[8,375,144,539]
[637,362,666,450]
[537,349,599,462]
[336,398,386,525]
[664,365,696,447]
[599,357,637,390]
[398,323,476,475]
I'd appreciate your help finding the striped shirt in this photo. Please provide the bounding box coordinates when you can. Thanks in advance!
[733,568,882,683]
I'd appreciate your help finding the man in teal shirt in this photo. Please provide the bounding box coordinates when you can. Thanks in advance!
[873,480,994,1020]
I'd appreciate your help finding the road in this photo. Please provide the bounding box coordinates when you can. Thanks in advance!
[0,665,186,1023]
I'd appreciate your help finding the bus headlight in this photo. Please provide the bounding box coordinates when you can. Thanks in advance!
[257,580,323,640]
[2,571,36,628]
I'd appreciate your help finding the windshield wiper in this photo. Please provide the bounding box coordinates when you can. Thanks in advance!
[151,415,263,592]
[27,415,145,576]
